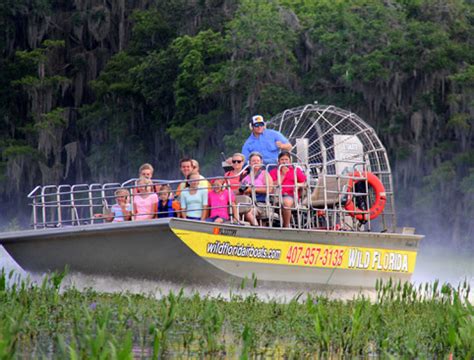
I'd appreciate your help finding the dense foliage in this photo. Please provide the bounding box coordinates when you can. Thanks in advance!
[0,270,472,358]
[0,0,473,246]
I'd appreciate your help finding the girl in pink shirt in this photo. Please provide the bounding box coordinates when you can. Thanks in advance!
[133,177,159,221]
[207,178,239,223]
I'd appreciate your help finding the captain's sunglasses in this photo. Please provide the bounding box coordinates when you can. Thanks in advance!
[253,123,264,127]
[232,160,243,164]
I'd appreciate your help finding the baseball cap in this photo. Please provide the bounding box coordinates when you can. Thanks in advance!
[250,115,265,127]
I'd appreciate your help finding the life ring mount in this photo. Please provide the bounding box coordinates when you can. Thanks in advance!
[344,171,386,221]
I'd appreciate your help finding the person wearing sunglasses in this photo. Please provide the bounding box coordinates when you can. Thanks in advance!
[242,115,291,165]
[225,153,248,193]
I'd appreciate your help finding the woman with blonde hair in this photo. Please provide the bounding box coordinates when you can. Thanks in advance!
[138,163,154,179]
[137,163,161,193]
[180,172,208,221]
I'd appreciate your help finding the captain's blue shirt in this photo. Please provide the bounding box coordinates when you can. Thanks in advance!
[242,129,289,165]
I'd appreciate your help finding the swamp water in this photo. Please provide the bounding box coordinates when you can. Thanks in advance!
[1,242,472,300]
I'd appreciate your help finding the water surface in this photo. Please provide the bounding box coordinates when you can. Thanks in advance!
[2,243,472,301]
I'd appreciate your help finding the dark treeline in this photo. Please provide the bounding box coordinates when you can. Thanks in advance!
[0,0,472,247]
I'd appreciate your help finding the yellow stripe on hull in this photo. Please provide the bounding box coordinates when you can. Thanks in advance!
[172,229,417,275]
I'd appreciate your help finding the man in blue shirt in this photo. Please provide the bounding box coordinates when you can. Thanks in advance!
[242,115,292,165]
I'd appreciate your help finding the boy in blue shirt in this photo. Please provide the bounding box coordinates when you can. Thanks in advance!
[157,184,176,218]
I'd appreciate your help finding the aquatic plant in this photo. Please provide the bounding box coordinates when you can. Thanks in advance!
[0,269,472,358]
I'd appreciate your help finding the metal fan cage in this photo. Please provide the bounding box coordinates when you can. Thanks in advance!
[267,104,396,232]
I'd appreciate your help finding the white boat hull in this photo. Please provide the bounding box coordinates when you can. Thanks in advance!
[0,218,422,288]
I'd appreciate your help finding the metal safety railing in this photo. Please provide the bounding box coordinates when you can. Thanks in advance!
[27,161,395,232]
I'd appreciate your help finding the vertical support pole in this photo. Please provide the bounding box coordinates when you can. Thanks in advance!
[57,186,62,228]
[41,187,47,228]
[32,195,38,230]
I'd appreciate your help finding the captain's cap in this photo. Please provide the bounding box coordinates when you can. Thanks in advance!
[250,115,265,127]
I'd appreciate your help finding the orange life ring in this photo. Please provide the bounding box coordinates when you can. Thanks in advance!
[344,171,386,221]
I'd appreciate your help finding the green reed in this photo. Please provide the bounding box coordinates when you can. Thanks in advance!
[0,268,472,359]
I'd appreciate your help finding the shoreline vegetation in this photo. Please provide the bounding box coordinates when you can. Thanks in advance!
[0,269,472,358]
[0,0,473,248]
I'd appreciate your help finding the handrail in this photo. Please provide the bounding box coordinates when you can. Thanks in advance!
[27,160,393,232]
[27,185,42,198]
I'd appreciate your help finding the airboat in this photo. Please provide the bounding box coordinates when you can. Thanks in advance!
[0,104,423,289]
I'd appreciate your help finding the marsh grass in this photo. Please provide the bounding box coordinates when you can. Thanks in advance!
[0,268,472,358]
